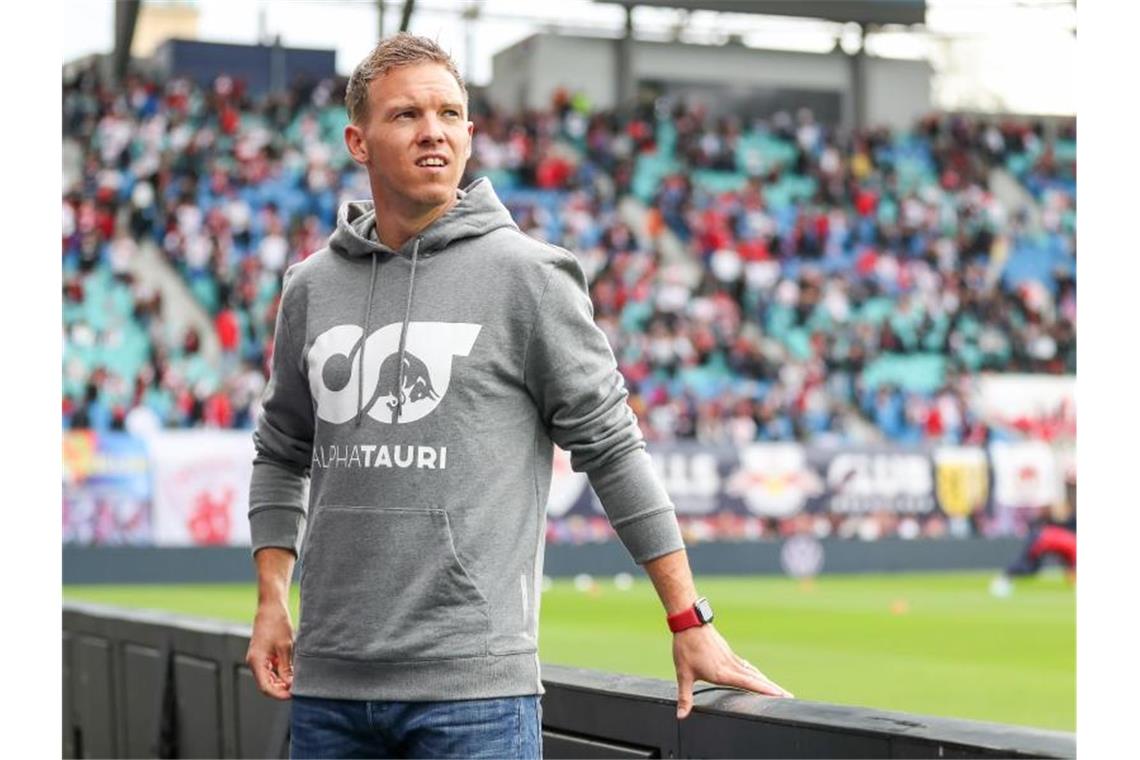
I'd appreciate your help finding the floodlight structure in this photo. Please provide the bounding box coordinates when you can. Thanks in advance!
[112,0,142,86]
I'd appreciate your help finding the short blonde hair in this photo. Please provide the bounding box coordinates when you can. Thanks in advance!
[345,33,468,126]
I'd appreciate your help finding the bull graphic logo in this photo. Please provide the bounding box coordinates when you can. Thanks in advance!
[725,444,824,517]
[307,322,482,424]
[378,351,439,414]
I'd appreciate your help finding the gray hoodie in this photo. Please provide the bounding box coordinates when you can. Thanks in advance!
[248,177,685,701]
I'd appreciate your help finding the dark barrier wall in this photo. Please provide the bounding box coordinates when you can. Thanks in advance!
[63,603,1074,759]
[151,39,336,96]
[63,537,1027,585]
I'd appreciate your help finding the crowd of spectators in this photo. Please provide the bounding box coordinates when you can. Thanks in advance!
[467,96,1075,447]
[63,66,362,433]
[62,63,1075,451]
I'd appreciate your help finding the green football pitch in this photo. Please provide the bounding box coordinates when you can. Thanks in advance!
[63,570,1074,732]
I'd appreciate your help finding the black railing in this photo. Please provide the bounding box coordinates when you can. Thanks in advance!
[63,602,1074,758]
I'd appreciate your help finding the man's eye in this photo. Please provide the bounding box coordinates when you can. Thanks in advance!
[444,110,460,117]
[398,111,414,119]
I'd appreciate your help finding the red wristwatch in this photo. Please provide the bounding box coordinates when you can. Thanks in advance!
[667,596,714,633]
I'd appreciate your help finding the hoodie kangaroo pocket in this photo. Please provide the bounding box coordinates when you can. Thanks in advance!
[296,505,490,661]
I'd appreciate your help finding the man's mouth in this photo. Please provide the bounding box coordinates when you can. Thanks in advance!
[415,155,448,168]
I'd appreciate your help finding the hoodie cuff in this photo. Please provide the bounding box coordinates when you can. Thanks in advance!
[613,508,686,565]
[585,447,686,565]
[249,507,307,558]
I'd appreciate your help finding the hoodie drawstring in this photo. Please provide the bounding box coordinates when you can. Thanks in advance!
[353,236,421,426]
[392,236,422,423]
[354,252,380,427]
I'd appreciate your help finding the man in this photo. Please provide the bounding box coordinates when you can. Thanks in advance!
[990,499,1077,597]
[245,33,792,759]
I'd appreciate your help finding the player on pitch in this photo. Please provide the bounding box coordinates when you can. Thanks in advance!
[245,32,792,758]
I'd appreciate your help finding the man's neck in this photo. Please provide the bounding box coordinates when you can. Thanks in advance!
[372,193,458,251]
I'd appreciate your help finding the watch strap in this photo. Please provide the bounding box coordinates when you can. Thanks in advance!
[667,598,710,633]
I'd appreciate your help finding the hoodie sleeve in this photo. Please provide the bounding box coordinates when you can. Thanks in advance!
[525,251,685,565]
[248,268,313,558]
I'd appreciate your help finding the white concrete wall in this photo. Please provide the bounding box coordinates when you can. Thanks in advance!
[488,33,932,131]
[488,34,616,113]
[486,34,535,113]
[864,56,933,130]
[634,39,849,91]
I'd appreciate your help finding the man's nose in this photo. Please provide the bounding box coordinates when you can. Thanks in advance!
[417,115,445,144]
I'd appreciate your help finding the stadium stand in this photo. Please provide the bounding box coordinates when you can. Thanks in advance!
[62,64,1075,450]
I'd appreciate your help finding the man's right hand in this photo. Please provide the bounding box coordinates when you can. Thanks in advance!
[246,601,295,700]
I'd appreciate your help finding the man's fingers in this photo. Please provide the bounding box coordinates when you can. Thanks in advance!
[245,650,269,692]
[734,655,793,698]
[736,658,773,685]
[676,671,695,720]
[249,652,271,693]
[275,641,295,686]
[262,657,292,700]
[732,663,793,698]
[247,649,292,700]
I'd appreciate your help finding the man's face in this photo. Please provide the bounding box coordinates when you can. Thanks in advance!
[346,62,473,215]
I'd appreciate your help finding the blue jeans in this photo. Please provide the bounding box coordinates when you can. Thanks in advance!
[289,694,543,759]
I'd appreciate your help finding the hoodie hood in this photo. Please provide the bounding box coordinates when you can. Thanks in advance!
[329,176,519,260]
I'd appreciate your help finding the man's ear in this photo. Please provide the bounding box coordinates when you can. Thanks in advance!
[344,123,368,166]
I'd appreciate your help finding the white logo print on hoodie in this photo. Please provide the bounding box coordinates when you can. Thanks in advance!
[307,321,481,424]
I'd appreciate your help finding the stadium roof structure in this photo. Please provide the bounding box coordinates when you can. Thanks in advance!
[589,0,927,130]
[594,0,926,27]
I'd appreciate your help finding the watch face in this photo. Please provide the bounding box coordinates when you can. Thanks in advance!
[695,597,714,623]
